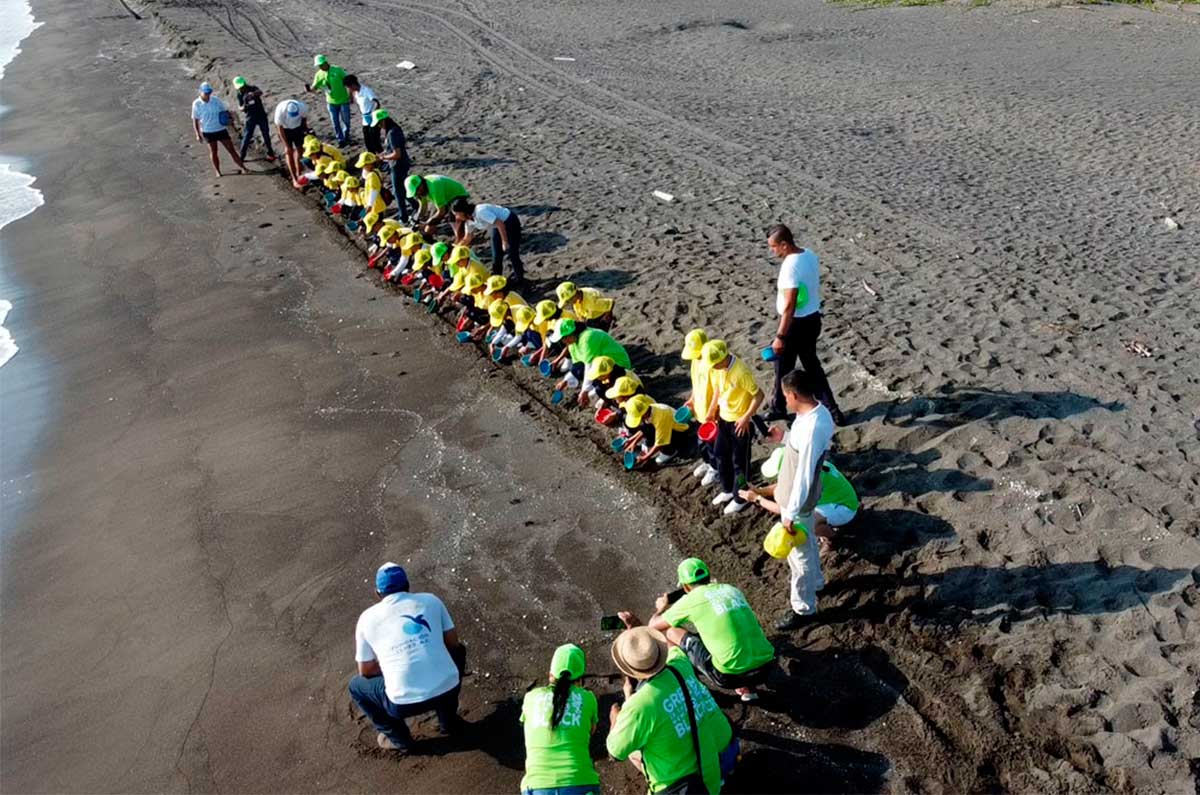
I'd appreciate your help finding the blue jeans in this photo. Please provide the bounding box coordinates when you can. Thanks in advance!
[522,787,600,795]
[348,674,460,748]
[328,102,353,144]
[238,114,274,160]
[387,160,411,223]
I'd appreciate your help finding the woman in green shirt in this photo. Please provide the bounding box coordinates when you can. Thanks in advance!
[520,644,601,795]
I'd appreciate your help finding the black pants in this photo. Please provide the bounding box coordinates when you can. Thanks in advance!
[490,213,525,280]
[772,312,841,416]
[363,124,382,154]
[714,418,752,494]
[238,114,274,159]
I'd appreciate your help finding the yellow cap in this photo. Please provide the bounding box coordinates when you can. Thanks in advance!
[303,139,322,156]
[488,300,509,328]
[681,329,708,361]
[328,172,346,186]
[483,275,508,296]
[625,394,654,428]
[604,375,641,400]
[448,270,467,292]
[585,356,615,382]
[555,281,579,308]
[448,245,472,267]
[355,151,377,168]
[400,232,423,254]
[465,273,486,292]
[511,304,536,333]
[701,339,729,366]
[534,300,558,325]
[363,212,380,231]
[412,249,432,271]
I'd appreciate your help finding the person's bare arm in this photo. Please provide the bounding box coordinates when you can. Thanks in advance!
[495,219,509,251]
[443,628,460,649]
[735,389,765,436]
[647,593,671,631]
[773,287,798,352]
[703,389,720,423]
[357,659,382,677]
[193,118,202,141]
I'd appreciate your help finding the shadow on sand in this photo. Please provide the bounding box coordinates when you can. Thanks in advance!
[852,387,1125,427]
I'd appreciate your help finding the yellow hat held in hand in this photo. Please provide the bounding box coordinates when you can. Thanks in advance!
[488,300,509,328]
[412,249,433,272]
[555,281,579,308]
[534,300,558,325]
[604,375,641,400]
[681,329,708,361]
[511,304,536,333]
[624,394,654,428]
[701,339,729,367]
[585,356,615,382]
[483,275,508,296]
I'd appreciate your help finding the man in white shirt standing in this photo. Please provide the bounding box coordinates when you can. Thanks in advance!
[272,98,309,189]
[190,81,245,178]
[772,370,835,631]
[349,563,465,752]
[767,223,845,425]
[344,75,382,154]
[450,197,527,289]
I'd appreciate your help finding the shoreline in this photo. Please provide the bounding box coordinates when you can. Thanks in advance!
[2,0,1197,792]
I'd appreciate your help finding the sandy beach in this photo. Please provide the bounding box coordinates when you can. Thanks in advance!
[2,0,1198,792]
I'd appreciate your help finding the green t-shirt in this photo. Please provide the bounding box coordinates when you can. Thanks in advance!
[311,66,349,105]
[661,583,774,676]
[569,329,632,369]
[520,685,599,790]
[424,175,469,209]
[606,650,732,794]
[819,461,859,511]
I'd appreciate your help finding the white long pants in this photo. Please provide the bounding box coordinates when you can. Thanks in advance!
[786,516,825,615]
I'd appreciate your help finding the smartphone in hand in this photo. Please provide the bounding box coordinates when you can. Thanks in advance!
[600,615,624,632]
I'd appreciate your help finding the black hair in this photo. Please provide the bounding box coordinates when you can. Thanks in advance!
[344,74,360,88]
[550,673,573,729]
[690,574,711,586]
[780,369,818,400]
[450,197,475,216]
[768,223,795,246]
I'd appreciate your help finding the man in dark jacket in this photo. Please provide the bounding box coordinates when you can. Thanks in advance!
[234,76,276,162]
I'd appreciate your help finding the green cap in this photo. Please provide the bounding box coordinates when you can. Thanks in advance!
[550,643,585,680]
[404,174,423,198]
[371,108,390,126]
[549,317,577,343]
[677,557,709,586]
[313,54,328,67]
[431,241,449,266]
[232,76,246,88]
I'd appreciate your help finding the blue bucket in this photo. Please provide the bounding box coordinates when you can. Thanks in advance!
[425,298,438,314]
[760,346,777,362]
[623,451,637,470]
[550,390,564,405]
[456,331,471,343]
[521,354,533,367]
[610,437,626,452]
[346,220,360,232]
[412,288,422,303]
[492,349,504,362]
[674,405,693,423]
[539,360,553,377]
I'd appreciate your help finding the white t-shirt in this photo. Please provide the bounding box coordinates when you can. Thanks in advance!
[355,592,459,704]
[470,203,512,232]
[191,95,228,134]
[776,249,820,317]
[355,85,378,125]
[273,99,307,128]
[782,403,834,524]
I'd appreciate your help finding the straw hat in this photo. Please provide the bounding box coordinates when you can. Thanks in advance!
[611,626,669,680]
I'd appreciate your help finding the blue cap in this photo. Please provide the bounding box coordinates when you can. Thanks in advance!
[286,100,301,118]
[375,562,409,595]
[199,81,213,93]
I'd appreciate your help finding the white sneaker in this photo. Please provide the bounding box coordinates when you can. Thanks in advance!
[654,453,675,465]
[692,462,709,478]
[723,499,750,515]
[712,492,734,506]
[700,468,719,487]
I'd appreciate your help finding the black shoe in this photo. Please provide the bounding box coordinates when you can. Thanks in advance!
[775,611,817,632]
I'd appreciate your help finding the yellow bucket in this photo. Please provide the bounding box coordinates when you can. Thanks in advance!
[763,521,808,559]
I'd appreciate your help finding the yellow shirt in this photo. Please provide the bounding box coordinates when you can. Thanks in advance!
[362,171,387,214]
[646,404,688,447]
[322,143,345,163]
[711,355,760,422]
[689,360,712,419]
[572,288,614,320]
[472,290,491,309]
[505,291,529,308]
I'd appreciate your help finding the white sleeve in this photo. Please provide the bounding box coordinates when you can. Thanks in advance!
[354,614,376,662]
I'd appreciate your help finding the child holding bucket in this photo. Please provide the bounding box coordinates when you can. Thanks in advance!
[578,355,631,409]
[680,329,719,487]
[486,301,520,358]
[622,394,689,467]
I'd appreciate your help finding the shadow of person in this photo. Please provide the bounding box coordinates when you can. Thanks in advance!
[509,204,563,218]
[836,447,993,499]
[820,563,1193,628]
[412,697,525,769]
[523,231,569,255]
[426,156,517,170]
[729,733,891,794]
[853,386,1125,427]
[562,268,637,291]
[835,508,957,567]
[621,342,692,397]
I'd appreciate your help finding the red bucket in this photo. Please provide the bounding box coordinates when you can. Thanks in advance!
[698,421,718,443]
[456,316,471,332]
[331,202,343,215]
[426,272,445,290]
[399,273,416,286]
[595,407,617,425]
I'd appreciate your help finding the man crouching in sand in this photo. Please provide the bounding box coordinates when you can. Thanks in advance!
[349,563,466,752]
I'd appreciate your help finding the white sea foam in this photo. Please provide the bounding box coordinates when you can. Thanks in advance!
[0,0,44,370]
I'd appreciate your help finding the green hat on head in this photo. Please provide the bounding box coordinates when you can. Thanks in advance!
[431,241,449,267]
[549,317,578,343]
[371,108,390,126]
[404,174,423,198]
[313,54,328,67]
[232,76,246,88]
[677,557,709,586]
[550,643,585,680]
